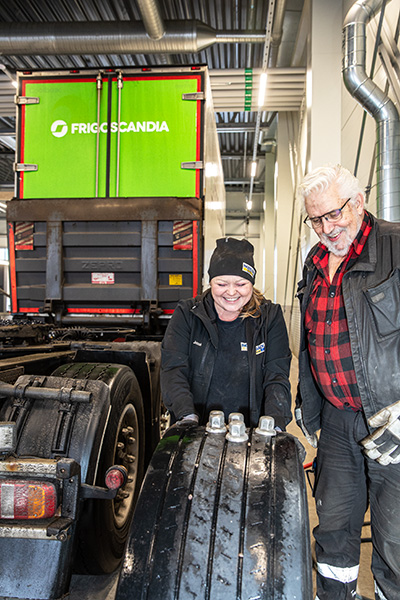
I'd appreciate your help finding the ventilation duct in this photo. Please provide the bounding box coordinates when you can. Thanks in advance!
[343,0,400,221]
[0,20,264,56]
[136,0,165,40]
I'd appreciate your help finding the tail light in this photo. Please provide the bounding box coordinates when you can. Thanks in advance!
[0,480,57,519]
[105,465,128,490]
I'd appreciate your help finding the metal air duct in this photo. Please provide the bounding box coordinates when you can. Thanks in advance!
[0,20,264,56]
[135,0,169,64]
[343,0,400,221]
[136,0,165,40]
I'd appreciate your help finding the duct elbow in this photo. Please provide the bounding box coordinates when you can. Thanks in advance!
[343,0,382,28]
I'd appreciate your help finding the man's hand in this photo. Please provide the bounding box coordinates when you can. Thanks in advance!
[294,407,318,448]
[175,413,199,428]
[361,400,400,465]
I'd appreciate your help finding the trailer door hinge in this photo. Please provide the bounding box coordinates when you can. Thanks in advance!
[182,92,205,101]
[181,161,204,170]
[14,96,40,105]
[14,163,38,172]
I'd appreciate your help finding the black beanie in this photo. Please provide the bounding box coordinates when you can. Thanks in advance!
[208,237,256,283]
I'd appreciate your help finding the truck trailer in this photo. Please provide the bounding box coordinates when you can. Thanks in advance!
[0,64,225,599]
[0,64,312,600]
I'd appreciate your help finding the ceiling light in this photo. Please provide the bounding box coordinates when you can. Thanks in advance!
[250,161,257,177]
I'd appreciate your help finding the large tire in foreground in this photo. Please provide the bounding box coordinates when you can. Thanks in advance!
[116,424,312,600]
[51,362,145,575]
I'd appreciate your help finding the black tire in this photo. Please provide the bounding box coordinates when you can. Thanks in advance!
[51,362,145,574]
[116,426,313,600]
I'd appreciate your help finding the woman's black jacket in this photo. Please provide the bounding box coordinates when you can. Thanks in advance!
[160,290,292,429]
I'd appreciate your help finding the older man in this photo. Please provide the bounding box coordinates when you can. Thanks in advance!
[296,164,400,600]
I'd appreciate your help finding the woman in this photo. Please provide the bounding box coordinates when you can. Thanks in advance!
[160,237,292,428]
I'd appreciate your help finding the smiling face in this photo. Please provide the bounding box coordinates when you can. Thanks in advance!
[305,184,365,257]
[210,275,253,321]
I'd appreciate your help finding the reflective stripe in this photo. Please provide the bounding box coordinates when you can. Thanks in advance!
[317,561,359,583]
[1,483,14,518]
[375,581,388,600]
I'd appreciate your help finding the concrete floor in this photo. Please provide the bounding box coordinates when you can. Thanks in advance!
[287,356,375,600]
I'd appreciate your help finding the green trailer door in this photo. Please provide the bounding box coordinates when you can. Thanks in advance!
[18,73,202,199]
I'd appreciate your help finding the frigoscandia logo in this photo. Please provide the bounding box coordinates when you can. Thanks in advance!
[50,120,169,138]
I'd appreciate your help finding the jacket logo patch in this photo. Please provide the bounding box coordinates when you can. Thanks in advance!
[255,342,265,355]
[193,340,202,346]
[371,291,385,304]
[241,342,248,351]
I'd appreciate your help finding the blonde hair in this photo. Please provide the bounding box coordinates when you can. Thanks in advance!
[240,287,264,319]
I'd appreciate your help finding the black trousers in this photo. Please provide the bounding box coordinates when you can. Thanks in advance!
[314,401,400,600]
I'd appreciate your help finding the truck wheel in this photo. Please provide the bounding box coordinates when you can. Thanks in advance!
[51,363,145,574]
[116,425,313,600]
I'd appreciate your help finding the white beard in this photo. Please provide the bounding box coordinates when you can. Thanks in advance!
[319,209,363,257]
[320,226,355,257]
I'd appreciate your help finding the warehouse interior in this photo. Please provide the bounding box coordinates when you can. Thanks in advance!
[0,0,399,598]
[0,0,399,340]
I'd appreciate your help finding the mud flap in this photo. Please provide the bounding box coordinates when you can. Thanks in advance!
[116,425,313,600]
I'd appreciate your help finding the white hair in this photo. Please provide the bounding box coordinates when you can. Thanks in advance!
[297,164,364,212]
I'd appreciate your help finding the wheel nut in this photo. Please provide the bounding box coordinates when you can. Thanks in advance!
[226,420,248,443]
[206,410,226,434]
[122,427,134,435]
[228,412,245,424]
[255,415,276,437]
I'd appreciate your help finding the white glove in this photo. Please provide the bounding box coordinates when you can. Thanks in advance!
[361,399,400,465]
[175,413,199,427]
[294,407,318,449]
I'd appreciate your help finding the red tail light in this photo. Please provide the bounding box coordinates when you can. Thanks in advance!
[0,480,57,519]
[105,465,128,490]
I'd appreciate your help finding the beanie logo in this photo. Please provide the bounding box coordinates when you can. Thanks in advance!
[242,262,255,278]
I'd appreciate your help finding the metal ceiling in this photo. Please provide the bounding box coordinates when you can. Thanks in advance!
[0,0,306,193]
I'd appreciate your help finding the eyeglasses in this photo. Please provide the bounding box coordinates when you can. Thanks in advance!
[303,197,351,229]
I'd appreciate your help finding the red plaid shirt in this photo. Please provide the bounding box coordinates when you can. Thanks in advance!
[305,212,372,411]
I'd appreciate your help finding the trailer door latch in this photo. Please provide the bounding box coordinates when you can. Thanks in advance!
[14,163,38,172]
[181,161,204,170]
[182,92,205,101]
[14,96,40,105]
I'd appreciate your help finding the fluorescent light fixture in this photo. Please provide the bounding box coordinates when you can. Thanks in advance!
[246,199,253,211]
[250,161,257,177]
[258,72,268,107]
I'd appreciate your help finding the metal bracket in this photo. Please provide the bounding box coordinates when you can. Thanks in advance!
[14,163,38,172]
[46,517,74,540]
[181,161,204,170]
[14,96,40,105]
[182,92,205,101]
[56,458,81,520]
[80,483,117,500]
